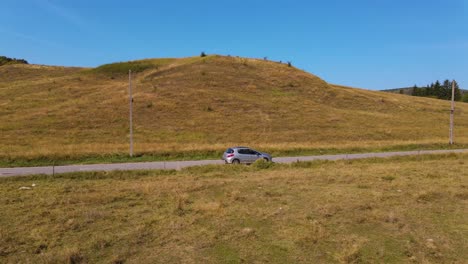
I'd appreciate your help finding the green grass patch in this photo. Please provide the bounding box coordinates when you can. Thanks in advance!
[91,60,155,75]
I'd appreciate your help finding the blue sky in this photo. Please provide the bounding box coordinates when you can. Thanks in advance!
[1,0,467,90]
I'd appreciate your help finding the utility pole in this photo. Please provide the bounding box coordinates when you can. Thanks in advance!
[449,80,455,145]
[129,70,134,157]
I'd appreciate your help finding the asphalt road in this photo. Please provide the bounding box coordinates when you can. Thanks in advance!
[0,149,466,177]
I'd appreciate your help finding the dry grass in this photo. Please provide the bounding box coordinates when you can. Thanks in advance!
[0,153,467,263]
[1,55,467,164]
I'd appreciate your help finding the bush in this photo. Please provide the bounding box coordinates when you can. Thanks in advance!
[462,94,468,103]
[0,56,28,66]
[251,158,275,169]
[200,52,207,57]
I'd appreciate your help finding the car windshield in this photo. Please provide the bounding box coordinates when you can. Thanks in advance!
[226,148,234,154]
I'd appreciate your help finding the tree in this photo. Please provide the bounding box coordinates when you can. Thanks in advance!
[410,79,464,102]
[434,80,443,99]
[412,85,420,96]
[422,85,430,96]
[453,80,462,101]
[462,93,468,103]
[440,80,451,100]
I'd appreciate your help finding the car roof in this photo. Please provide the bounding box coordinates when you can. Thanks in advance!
[232,146,250,149]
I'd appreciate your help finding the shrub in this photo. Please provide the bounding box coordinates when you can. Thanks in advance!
[200,51,207,57]
[0,56,28,66]
[251,158,275,169]
[462,94,468,103]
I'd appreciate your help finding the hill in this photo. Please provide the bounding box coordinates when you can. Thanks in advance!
[0,55,467,165]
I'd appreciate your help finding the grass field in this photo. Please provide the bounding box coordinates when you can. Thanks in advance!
[0,153,467,263]
[1,55,468,166]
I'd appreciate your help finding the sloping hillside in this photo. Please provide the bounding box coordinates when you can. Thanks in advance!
[0,55,467,162]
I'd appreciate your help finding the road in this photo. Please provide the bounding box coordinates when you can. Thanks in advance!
[0,149,466,177]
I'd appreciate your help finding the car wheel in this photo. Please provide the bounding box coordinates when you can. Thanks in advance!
[264,158,270,162]
[232,159,240,164]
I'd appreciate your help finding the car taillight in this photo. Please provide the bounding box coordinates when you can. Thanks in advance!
[227,154,234,158]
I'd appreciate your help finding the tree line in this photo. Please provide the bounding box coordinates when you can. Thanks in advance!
[411,80,467,102]
[0,56,28,66]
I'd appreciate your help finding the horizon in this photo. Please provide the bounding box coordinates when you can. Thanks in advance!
[1,0,467,90]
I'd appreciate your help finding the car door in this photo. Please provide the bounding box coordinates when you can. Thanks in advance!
[246,148,259,163]
[237,149,250,163]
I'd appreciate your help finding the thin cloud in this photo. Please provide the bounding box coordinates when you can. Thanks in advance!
[36,0,86,29]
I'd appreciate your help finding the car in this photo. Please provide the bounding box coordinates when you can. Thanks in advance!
[222,146,272,164]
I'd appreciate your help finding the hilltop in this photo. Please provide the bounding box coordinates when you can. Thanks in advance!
[0,55,467,165]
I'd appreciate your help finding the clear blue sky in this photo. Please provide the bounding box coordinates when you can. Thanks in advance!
[1,0,467,90]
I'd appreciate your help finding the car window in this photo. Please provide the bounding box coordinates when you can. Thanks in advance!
[248,149,257,155]
[226,148,234,154]
[238,149,249,154]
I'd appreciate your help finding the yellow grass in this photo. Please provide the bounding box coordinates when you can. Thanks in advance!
[0,153,467,263]
[1,55,467,161]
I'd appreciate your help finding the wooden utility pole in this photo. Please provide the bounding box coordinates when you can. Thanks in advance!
[129,70,134,156]
[449,80,455,145]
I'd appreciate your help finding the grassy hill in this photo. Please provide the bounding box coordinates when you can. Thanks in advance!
[1,55,467,165]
